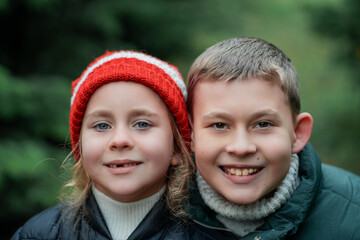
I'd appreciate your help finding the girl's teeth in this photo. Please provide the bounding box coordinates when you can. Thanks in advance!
[123,163,135,167]
[108,163,138,168]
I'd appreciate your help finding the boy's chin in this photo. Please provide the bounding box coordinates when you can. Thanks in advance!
[219,189,266,205]
[224,196,258,205]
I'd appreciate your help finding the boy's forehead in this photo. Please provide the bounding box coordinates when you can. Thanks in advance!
[193,78,292,113]
[195,77,283,93]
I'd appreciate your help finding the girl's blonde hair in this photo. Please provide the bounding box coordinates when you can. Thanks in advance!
[60,111,194,218]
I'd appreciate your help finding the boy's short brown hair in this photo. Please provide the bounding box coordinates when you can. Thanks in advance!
[187,37,300,118]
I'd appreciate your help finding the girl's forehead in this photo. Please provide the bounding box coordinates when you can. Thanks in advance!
[84,81,171,121]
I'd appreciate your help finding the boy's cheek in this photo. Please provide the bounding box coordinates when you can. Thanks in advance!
[194,152,214,170]
[194,130,228,153]
[193,141,221,164]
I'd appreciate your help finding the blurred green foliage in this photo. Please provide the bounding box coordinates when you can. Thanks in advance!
[306,0,360,174]
[0,0,359,238]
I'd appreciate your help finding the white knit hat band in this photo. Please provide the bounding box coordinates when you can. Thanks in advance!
[70,51,187,106]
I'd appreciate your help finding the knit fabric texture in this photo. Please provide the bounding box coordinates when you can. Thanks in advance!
[92,184,165,240]
[197,154,300,237]
[69,51,190,160]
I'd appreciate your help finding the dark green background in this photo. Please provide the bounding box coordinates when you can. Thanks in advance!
[1,0,359,238]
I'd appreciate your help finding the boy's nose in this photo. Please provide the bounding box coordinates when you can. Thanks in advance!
[109,128,135,151]
[225,130,256,157]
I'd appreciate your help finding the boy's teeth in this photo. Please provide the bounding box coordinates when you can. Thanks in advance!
[224,167,260,176]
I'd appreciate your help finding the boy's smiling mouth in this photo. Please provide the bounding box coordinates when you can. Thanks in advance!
[221,166,263,176]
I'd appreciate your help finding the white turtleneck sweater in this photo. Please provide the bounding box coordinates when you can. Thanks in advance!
[197,154,300,237]
[92,185,165,240]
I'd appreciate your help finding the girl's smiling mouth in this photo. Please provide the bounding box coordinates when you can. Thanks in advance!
[107,163,141,168]
[104,160,143,172]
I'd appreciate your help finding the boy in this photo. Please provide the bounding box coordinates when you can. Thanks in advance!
[186,37,360,239]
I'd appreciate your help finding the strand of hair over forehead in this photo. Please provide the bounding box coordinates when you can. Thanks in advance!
[70,51,187,106]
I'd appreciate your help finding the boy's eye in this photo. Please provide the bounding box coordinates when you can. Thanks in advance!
[95,123,110,131]
[254,121,272,129]
[212,123,228,129]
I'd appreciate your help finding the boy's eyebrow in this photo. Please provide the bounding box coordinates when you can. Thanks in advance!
[251,109,282,120]
[202,111,233,121]
[201,109,282,121]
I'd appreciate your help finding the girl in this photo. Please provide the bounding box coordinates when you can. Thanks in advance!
[11,51,222,239]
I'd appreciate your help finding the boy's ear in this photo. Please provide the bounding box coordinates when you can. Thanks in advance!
[188,114,195,152]
[292,112,313,154]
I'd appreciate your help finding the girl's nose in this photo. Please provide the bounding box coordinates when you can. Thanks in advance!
[225,130,256,157]
[109,128,135,151]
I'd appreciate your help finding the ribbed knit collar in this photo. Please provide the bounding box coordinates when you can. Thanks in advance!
[197,154,300,237]
[92,185,165,240]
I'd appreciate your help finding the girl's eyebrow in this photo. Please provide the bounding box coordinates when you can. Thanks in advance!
[84,108,160,120]
[129,108,160,119]
[84,110,113,119]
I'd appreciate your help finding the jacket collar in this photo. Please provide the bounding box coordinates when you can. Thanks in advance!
[188,183,229,230]
[86,193,175,239]
[127,196,174,239]
[86,193,113,238]
[243,143,323,239]
[187,158,237,238]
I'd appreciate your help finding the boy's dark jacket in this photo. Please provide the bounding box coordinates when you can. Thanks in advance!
[188,144,360,240]
[11,193,226,240]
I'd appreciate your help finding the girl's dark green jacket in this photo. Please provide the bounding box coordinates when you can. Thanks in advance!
[187,143,360,239]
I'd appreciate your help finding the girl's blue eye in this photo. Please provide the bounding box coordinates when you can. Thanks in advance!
[213,123,228,129]
[135,121,150,129]
[96,123,110,131]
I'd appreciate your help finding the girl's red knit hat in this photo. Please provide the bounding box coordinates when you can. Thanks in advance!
[69,51,190,160]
